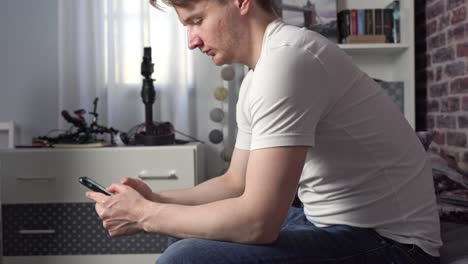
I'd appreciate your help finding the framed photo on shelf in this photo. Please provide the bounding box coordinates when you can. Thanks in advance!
[0,121,15,149]
[275,0,338,43]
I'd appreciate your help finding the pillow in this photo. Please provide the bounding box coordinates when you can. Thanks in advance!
[416,131,433,151]
[416,131,468,225]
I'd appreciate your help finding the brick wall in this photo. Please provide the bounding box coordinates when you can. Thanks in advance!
[416,0,468,167]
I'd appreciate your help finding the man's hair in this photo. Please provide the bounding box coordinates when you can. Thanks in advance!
[149,0,275,13]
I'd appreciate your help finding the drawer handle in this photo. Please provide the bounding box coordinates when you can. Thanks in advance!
[17,177,56,182]
[138,171,178,180]
[19,229,56,235]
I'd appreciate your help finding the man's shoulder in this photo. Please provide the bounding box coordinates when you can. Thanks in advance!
[266,22,330,53]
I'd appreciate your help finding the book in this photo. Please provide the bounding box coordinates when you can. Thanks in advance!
[338,9,351,43]
[374,9,383,35]
[357,9,365,35]
[364,9,374,35]
[383,9,394,43]
[351,9,358,35]
[386,0,401,43]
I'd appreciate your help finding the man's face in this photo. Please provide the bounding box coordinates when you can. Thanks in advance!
[175,0,243,65]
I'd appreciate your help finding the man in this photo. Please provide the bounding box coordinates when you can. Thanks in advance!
[87,0,442,263]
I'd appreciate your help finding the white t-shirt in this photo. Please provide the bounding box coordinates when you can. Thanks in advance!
[235,19,442,256]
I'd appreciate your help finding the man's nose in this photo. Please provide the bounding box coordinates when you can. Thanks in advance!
[187,29,203,50]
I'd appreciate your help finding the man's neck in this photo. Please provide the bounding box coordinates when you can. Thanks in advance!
[243,13,278,70]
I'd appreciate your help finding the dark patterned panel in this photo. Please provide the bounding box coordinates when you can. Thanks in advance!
[2,203,167,256]
[379,81,404,113]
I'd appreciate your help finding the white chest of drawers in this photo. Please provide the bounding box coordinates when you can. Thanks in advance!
[0,144,204,264]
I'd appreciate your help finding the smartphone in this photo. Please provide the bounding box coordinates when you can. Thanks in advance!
[79,176,113,196]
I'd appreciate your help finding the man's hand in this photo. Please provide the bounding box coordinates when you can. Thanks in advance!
[86,183,152,237]
[120,177,156,201]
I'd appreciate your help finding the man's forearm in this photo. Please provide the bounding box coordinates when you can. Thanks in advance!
[141,196,279,244]
[153,172,244,205]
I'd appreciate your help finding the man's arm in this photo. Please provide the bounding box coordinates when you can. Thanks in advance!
[142,146,307,243]
[147,148,250,205]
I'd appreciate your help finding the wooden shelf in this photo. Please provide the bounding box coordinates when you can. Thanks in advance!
[338,43,410,55]
[335,0,415,127]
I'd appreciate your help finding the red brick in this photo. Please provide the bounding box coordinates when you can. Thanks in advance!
[448,0,466,10]
[428,100,441,112]
[436,66,443,81]
[440,14,451,30]
[428,115,436,129]
[442,97,461,112]
[447,131,467,147]
[428,33,446,49]
[450,77,468,93]
[451,6,467,24]
[430,82,449,97]
[457,43,468,57]
[433,130,446,144]
[445,61,466,77]
[448,24,466,42]
[436,115,457,128]
[462,151,468,162]
[465,21,468,35]
[459,115,468,128]
[427,1,445,18]
[432,47,455,63]
[427,69,435,83]
[462,97,468,110]
[426,20,438,36]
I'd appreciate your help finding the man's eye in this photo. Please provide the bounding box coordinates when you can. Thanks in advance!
[193,18,202,25]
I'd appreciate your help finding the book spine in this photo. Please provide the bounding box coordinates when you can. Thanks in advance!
[391,1,401,43]
[338,10,351,43]
[337,11,343,43]
[383,9,394,43]
[374,9,383,35]
[357,9,365,35]
[351,9,358,35]
[344,10,351,42]
[338,10,349,43]
[338,10,345,43]
[364,9,374,35]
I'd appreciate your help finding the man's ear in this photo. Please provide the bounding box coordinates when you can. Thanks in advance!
[235,0,251,15]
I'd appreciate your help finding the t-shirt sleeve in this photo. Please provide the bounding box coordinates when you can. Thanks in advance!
[246,45,333,150]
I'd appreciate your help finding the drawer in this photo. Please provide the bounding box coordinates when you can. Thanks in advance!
[2,203,168,256]
[0,145,202,203]
[3,255,161,264]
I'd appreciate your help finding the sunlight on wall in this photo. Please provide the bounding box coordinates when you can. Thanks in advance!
[149,7,192,90]
[102,0,190,88]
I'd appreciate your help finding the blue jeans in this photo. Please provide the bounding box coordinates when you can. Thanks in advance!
[157,207,439,264]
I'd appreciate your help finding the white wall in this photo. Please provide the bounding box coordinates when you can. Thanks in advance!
[0,0,59,147]
[192,53,242,178]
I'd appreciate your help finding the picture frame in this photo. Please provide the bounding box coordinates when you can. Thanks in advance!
[0,121,16,149]
[276,0,338,43]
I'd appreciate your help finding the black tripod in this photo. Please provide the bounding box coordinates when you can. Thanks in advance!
[134,47,174,145]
